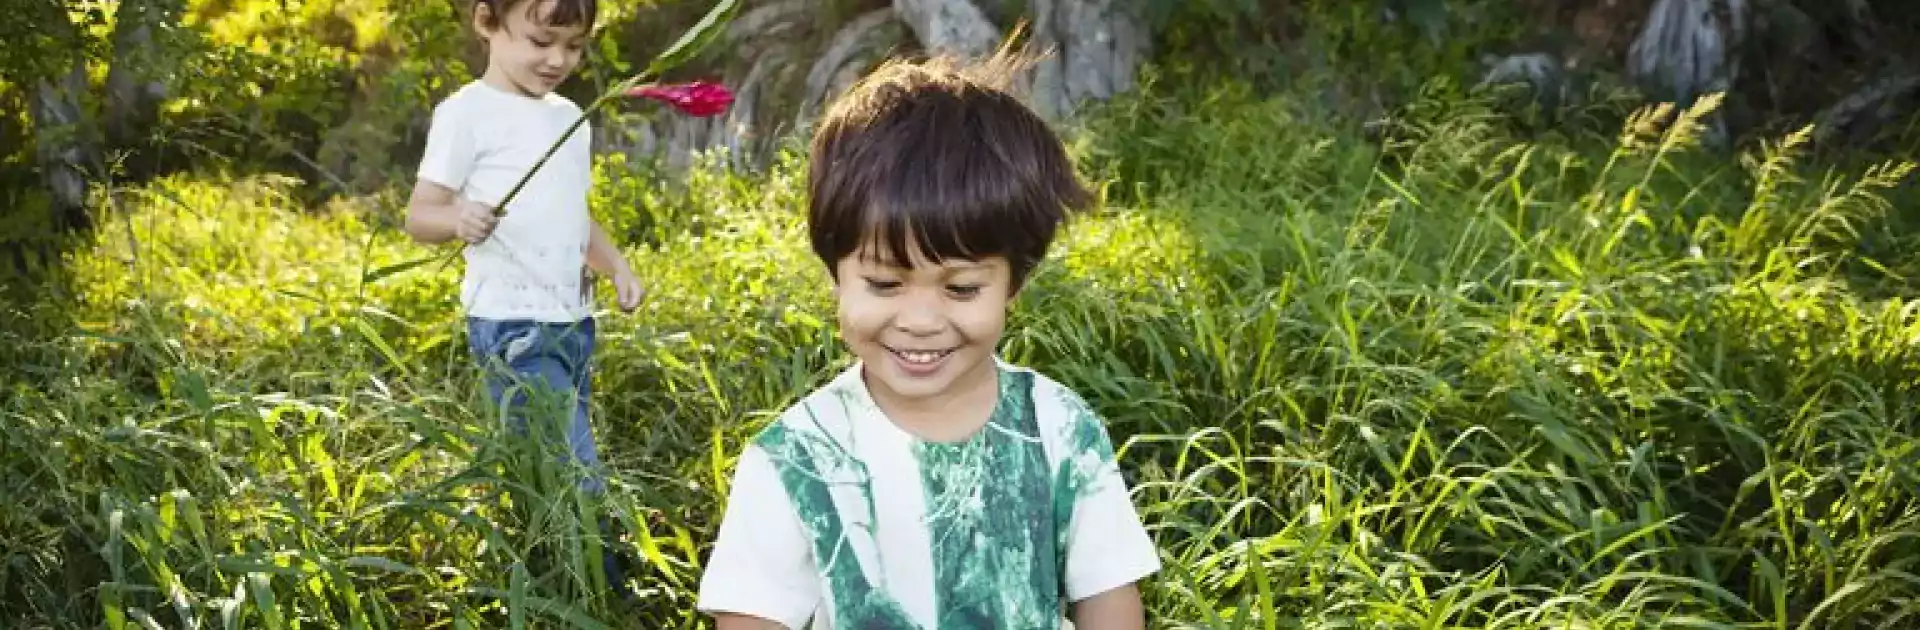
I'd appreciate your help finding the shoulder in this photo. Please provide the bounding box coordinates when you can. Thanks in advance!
[540,92,588,126]
[425,84,496,137]
[430,82,486,117]
[1018,364,1089,410]
[543,92,585,114]
[998,361,1122,467]
[749,364,869,460]
[1003,361,1099,430]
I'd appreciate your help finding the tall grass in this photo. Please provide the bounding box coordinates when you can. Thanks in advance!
[3,75,1917,629]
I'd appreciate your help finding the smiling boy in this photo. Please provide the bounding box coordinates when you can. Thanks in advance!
[694,52,1160,629]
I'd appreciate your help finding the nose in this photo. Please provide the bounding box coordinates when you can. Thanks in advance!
[891,289,946,335]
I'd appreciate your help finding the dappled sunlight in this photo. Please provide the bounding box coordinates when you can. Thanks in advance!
[22,86,1920,629]
[7,0,1920,627]
[68,175,449,357]
[1050,206,1209,303]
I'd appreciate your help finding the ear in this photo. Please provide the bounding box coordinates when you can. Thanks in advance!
[473,1,496,35]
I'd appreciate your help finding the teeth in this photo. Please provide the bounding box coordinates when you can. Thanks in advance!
[897,349,947,365]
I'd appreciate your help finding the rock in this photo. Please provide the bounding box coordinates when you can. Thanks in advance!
[1477,52,1573,110]
[1026,0,1150,120]
[723,0,813,60]
[892,0,1001,58]
[801,8,908,126]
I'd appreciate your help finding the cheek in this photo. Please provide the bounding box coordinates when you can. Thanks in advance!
[834,291,888,341]
[953,302,1008,344]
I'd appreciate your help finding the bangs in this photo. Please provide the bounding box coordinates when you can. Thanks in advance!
[853,204,1001,271]
[522,0,596,29]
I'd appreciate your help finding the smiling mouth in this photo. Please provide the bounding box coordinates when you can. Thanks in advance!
[885,345,956,365]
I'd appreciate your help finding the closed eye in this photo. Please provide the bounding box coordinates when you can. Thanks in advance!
[947,284,983,298]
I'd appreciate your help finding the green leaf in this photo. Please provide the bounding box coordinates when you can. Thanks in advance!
[361,255,439,285]
[354,319,410,377]
[343,556,418,575]
[644,0,739,77]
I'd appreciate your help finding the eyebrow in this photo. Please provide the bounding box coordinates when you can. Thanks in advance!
[861,261,992,277]
[859,250,980,263]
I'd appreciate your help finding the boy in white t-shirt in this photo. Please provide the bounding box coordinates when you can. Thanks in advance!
[696,53,1161,629]
[402,0,641,594]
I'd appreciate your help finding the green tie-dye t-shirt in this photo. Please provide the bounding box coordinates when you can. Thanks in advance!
[696,358,1160,630]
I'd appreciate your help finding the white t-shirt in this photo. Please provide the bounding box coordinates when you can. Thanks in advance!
[697,358,1161,629]
[417,80,595,323]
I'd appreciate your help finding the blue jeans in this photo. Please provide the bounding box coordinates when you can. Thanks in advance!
[466,316,606,495]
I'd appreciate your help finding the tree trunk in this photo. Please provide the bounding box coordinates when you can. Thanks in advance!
[800,8,907,122]
[1811,66,1920,145]
[31,70,96,231]
[15,2,99,231]
[1027,0,1151,120]
[602,0,1151,175]
[1627,0,1749,146]
[604,1,912,175]
[892,0,1001,58]
[104,0,180,156]
[30,63,96,232]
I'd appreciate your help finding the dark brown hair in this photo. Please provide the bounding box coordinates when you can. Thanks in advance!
[807,49,1093,292]
[474,0,598,32]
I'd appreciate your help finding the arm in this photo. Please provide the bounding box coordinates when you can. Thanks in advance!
[696,445,820,629]
[585,219,643,310]
[404,180,492,244]
[712,614,791,630]
[1056,392,1160,628]
[1069,583,1146,630]
[406,99,491,244]
[584,219,631,277]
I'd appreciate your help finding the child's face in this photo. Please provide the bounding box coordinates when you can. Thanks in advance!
[476,0,588,97]
[832,242,1012,410]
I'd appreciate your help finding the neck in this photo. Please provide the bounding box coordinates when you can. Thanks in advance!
[868,360,999,441]
[480,68,540,99]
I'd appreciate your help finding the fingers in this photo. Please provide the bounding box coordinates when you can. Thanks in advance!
[459,212,498,244]
[620,286,641,311]
[617,278,645,312]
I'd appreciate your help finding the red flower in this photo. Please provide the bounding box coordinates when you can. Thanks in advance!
[625,81,734,117]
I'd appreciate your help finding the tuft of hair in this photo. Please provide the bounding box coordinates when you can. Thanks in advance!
[475,0,598,32]
[806,43,1093,291]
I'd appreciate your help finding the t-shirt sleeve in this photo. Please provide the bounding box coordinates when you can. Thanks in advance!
[1058,398,1161,602]
[696,444,820,629]
[416,99,475,190]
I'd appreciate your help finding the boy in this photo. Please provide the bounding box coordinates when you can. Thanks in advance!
[696,52,1160,629]
[403,0,641,593]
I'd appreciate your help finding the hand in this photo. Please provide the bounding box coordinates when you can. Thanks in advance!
[611,270,645,312]
[454,198,498,244]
